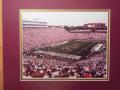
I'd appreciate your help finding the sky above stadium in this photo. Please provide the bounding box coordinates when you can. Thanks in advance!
[22,11,108,26]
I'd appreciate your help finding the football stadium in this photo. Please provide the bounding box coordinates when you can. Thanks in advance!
[21,18,108,80]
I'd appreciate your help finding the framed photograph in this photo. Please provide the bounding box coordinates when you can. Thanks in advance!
[3,0,120,90]
[20,9,110,81]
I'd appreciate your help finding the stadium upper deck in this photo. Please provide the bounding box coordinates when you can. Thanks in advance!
[22,20,47,27]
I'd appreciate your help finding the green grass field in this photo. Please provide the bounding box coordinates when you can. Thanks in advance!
[40,40,98,57]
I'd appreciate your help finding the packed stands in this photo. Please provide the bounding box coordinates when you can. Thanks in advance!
[22,25,107,79]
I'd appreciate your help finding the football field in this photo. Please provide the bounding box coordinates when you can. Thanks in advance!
[39,40,98,58]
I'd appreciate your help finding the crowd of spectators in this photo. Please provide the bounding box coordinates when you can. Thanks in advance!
[22,51,106,79]
[23,27,106,51]
[22,27,107,79]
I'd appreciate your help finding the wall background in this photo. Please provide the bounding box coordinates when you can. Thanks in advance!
[0,0,3,90]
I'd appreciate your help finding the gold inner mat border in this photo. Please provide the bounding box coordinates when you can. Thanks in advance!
[20,9,110,81]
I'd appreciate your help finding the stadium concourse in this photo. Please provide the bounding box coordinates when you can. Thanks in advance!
[22,26,107,79]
